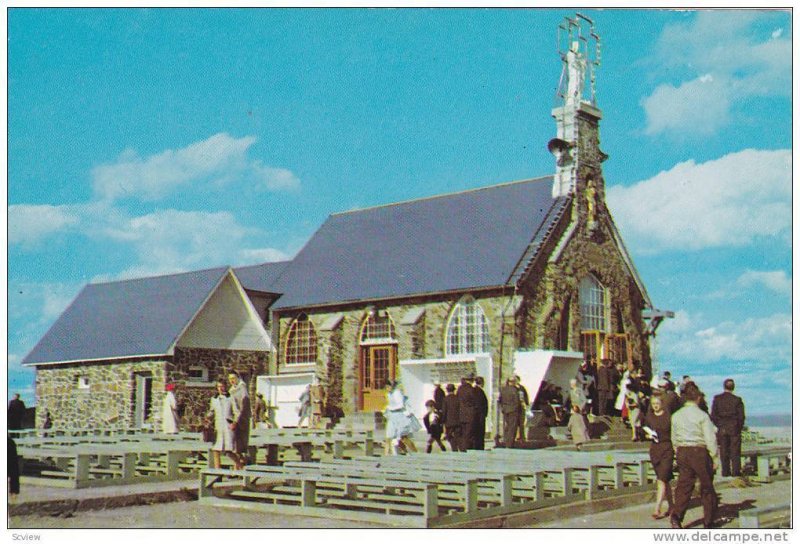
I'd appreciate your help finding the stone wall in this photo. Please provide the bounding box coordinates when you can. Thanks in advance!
[518,205,652,376]
[275,291,517,416]
[33,348,271,431]
[34,359,167,430]
[170,347,270,430]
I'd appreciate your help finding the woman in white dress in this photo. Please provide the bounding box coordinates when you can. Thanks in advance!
[161,383,180,434]
[384,380,421,455]
[208,380,237,469]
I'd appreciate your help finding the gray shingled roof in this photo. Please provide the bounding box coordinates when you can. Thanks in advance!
[22,267,229,365]
[272,176,565,309]
[234,261,290,293]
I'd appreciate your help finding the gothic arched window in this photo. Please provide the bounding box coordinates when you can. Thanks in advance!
[579,274,608,331]
[445,297,491,356]
[285,314,318,365]
[359,310,397,343]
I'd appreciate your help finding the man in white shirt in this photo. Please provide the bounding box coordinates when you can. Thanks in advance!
[669,383,719,529]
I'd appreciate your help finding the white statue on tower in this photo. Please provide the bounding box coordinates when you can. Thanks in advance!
[565,40,586,107]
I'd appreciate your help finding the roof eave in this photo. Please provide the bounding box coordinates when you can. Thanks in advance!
[272,284,513,313]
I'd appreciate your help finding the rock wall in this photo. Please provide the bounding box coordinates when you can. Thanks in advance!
[33,348,270,431]
[34,359,167,430]
[275,292,516,415]
[170,347,270,430]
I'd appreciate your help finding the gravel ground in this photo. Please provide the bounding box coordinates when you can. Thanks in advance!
[9,500,389,529]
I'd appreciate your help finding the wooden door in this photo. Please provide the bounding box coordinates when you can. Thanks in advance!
[360,345,396,411]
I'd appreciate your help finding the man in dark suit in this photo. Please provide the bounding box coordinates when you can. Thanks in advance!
[8,393,26,431]
[473,376,489,450]
[440,383,461,452]
[432,383,445,412]
[499,378,521,448]
[596,359,614,416]
[711,379,746,477]
[457,374,476,452]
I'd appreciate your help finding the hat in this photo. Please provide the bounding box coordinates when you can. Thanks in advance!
[165,383,176,392]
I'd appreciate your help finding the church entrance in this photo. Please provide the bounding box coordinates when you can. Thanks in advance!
[359,345,396,411]
[357,310,398,412]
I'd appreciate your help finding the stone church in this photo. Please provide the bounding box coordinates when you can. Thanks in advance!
[23,21,667,432]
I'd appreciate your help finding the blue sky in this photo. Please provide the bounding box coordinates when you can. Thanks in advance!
[8,9,792,415]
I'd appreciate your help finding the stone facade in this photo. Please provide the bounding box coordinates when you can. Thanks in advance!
[34,358,167,430]
[34,348,270,431]
[168,347,270,431]
[275,291,518,415]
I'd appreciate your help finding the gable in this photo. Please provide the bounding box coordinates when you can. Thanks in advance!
[177,272,272,351]
[23,267,229,366]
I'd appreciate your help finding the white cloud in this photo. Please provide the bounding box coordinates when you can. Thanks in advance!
[642,75,732,135]
[643,11,790,135]
[91,132,300,201]
[661,312,791,364]
[101,209,258,279]
[252,163,301,191]
[239,247,292,263]
[9,204,80,246]
[736,270,791,295]
[607,149,790,252]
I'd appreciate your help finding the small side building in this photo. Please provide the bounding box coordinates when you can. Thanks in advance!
[23,267,273,430]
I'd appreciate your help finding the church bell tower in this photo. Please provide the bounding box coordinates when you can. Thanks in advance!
[548,14,607,231]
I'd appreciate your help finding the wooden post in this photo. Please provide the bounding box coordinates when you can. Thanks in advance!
[423,483,439,520]
[301,479,317,507]
[563,468,574,496]
[75,454,90,485]
[614,463,625,489]
[500,474,514,506]
[638,460,649,486]
[533,472,545,501]
[122,452,137,480]
[756,456,772,483]
[588,465,600,500]
[364,438,374,456]
[167,451,183,478]
[464,479,479,512]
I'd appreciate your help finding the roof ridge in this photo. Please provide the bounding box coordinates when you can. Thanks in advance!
[330,175,553,217]
[88,266,230,287]
[234,261,291,271]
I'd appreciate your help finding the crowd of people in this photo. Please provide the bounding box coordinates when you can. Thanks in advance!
[384,372,490,455]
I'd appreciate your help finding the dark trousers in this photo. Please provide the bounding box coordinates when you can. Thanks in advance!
[597,391,613,416]
[462,420,478,451]
[474,418,486,450]
[445,424,463,452]
[672,447,717,527]
[717,428,742,477]
[503,411,520,447]
[8,438,20,495]
[426,435,446,453]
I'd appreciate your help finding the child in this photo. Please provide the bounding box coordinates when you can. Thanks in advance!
[567,404,590,451]
[422,400,446,453]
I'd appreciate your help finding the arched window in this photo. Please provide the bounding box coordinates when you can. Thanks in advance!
[285,314,318,365]
[359,310,397,343]
[445,298,491,356]
[579,274,607,332]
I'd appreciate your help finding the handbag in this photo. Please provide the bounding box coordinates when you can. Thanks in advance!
[201,423,216,443]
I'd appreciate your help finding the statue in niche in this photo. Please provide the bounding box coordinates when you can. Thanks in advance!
[585,179,598,228]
